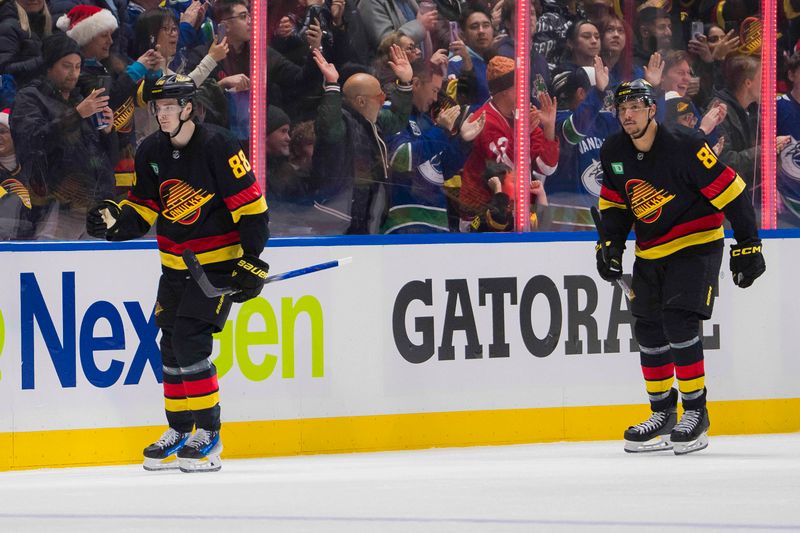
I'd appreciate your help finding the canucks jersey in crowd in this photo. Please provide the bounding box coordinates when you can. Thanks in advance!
[777,92,800,222]
[548,87,618,229]
[383,110,469,233]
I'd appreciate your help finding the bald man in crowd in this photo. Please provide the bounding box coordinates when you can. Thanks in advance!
[310,46,413,234]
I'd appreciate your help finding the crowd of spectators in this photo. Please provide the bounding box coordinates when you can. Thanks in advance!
[0,0,797,240]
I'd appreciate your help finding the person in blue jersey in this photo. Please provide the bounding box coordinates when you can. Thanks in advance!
[777,53,800,225]
[383,59,483,234]
[547,58,619,230]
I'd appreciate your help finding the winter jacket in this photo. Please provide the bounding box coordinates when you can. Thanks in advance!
[0,0,49,89]
[10,78,116,212]
[0,163,34,239]
[312,82,413,234]
[358,0,426,48]
[708,88,758,188]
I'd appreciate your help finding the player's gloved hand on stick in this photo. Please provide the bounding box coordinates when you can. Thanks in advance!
[596,241,624,282]
[230,255,269,303]
[729,239,765,288]
[86,200,121,239]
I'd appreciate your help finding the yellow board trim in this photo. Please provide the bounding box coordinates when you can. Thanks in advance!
[187,392,220,411]
[1,398,798,471]
[710,175,746,210]
[635,227,724,259]
[677,376,705,394]
[645,377,675,394]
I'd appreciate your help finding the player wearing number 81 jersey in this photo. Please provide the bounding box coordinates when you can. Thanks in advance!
[596,79,765,455]
[84,74,269,472]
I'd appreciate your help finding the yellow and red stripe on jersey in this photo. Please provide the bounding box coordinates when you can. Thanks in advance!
[120,194,161,226]
[700,167,747,210]
[634,213,724,259]
[157,230,243,269]
[224,181,268,223]
[599,185,627,210]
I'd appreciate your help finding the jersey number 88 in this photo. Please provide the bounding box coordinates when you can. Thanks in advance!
[228,150,252,178]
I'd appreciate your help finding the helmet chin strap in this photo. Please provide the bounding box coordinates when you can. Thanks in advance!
[630,113,653,140]
[160,104,191,139]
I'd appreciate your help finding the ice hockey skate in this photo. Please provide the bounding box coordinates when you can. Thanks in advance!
[671,407,710,455]
[143,428,191,471]
[623,389,678,452]
[177,429,223,472]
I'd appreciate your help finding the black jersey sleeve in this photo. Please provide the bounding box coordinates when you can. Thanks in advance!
[107,136,163,240]
[685,136,748,211]
[208,129,268,223]
[598,141,634,243]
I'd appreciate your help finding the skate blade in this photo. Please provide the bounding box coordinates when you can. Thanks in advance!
[624,435,673,453]
[673,433,709,455]
[178,455,222,473]
[143,456,180,471]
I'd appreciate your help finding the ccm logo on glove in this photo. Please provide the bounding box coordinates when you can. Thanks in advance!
[730,245,761,256]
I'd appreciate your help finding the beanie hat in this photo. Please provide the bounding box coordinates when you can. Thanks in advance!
[0,109,9,130]
[267,105,290,135]
[41,32,83,69]
[56,6,118,47]
[487,56,515,95]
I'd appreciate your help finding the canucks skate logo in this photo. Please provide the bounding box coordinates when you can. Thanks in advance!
[779,139,800,182]
[625,179,675,223]
[580,159,603,197]
[159,179,215,225]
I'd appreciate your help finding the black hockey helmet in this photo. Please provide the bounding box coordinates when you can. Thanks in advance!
[146,74,196,106]
[613,78,656,109]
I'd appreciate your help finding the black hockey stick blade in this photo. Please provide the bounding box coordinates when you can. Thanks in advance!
[182,249,353,299]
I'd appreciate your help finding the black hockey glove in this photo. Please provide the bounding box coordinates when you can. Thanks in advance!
[596,241,624,282]
[730,240,765,288]
[86,200,121,240]
[230,255,269,303]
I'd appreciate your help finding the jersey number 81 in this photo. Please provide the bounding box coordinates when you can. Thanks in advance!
[228,149,252,178]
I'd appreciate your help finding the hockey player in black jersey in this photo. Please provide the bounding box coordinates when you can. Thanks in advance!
[85,74,270,472]
[596,79,765,455]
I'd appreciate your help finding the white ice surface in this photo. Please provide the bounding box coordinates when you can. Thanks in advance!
[0,433,798,533]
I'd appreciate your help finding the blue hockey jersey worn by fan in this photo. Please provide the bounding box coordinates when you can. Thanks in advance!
[777,92,800,221]
[547,87,618,229]
[383,110,468,233]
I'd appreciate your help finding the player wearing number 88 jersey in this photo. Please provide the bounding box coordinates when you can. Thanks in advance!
[596,79,764,455]
[85,74,269,472]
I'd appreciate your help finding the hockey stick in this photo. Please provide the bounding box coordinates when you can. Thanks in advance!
[182,249,352,298]
[590,206,635,301]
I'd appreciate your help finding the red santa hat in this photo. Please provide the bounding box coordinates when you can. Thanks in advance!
[56,5,118,47]
[0,109,9,129]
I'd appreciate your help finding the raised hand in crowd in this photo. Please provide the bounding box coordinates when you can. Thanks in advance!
[275,16,295,39]
[136,49,162,71]
[209,36,230,63]
[711,30,741,61]
[417,8,438,32]
[537,91,557,140]
[460,111,485,142]
[530,105,541,131]
[435,105,460,133]
[312,48,339,84]
[388,44,413,83]
[593,55,609,93]
[688,34,713,64]
[306,19,323,50]
[220,73,251,92]
[643,52,664,88]
[76,88,110,119]
[449,40,473,71]
[491,0,504,29]
[777,135,792,154]
[181,0,205,29]
[97,106,114,134]
[531,179,548,206]
[686,76,700,97]
[429,49,449,72]
[699,101,727,135]
[331,0,345,27]
[713,135,725,155]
